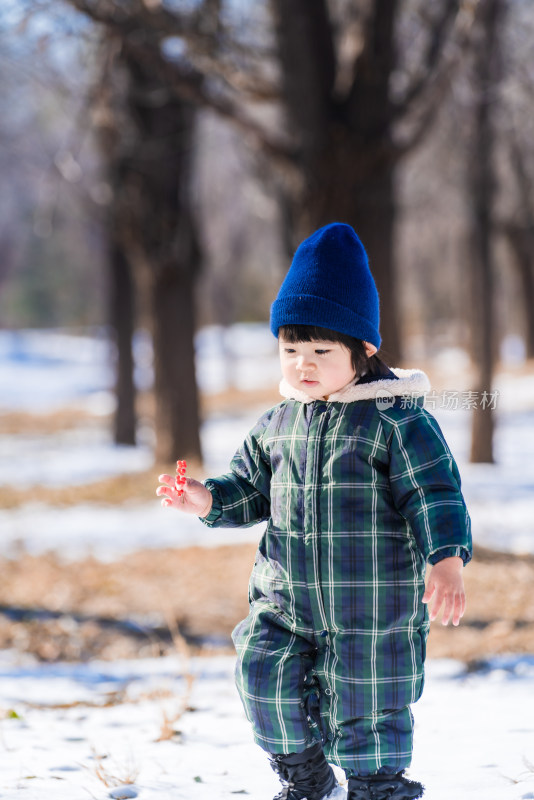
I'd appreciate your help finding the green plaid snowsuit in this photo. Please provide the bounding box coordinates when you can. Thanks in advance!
[201,369,471,777]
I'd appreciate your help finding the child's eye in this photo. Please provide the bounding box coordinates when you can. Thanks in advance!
[315,349,330,355]
[284,348,296,354]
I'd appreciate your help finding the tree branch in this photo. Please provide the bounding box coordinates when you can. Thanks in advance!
[182,50,280,104]
[61,0,296,165]
[122,38,298,167]
[393,1,460,117]
[392,0,482,159]
[65,0,192,39]
[64,0,272,63]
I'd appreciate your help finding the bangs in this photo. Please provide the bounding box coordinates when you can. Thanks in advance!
[278,324,356,347]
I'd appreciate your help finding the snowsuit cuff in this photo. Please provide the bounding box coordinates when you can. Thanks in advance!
[198,480,223,526]
[427,546,471,566]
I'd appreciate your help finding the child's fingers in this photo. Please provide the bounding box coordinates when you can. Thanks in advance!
[440,593,454,626]
[440,590,466,626]
[428,588,445,622]
[156,485,175,500]
[452,592,466,626]
[158,474,175,486]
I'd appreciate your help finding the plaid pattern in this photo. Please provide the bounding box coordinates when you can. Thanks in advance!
[202,393,471,774]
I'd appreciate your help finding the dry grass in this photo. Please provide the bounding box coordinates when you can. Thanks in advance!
[90,748,139,789]
[0,543,533,664]
[427,546,534,663]
[0,464,206,510]
[0,409,106,436]
[155,672,196,743]
[154,608,197,741]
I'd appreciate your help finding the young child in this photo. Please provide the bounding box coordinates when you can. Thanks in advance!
[157,223,472,800]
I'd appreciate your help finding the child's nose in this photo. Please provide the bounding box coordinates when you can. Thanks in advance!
[297,355,313,371]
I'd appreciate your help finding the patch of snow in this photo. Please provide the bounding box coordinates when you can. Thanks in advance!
[500,334,526,366]
[0,652,533,799]
[0,326,280,413]
[0,502,264,561]
[0,329,115,412]
[195,323,279,394]
[412,657,534,799]
[431,346,472,373]
[0,428,153,488]
[431,405,534,554]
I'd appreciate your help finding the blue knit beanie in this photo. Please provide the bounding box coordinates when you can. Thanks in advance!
[270,222,381,349]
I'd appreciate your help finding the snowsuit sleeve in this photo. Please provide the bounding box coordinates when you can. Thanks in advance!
[200,409,274,529]
[379,403,472,566]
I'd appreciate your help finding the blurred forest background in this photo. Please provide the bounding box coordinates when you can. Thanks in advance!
[1,9,534,795]
[0,0,533,678]
[2,0,534,467]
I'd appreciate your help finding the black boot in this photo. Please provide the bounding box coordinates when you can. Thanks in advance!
[348,772,424,800]
[269,742,339,800]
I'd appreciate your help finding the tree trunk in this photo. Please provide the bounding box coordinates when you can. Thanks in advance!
[109,239,136,445]
[122,52,203,464]
[505,137,534,359]
[91,40,138,447]
[302,146,400,364]
[468,0,503,464]
[352,170,399,367]
[152,238,201,464]
[271,0,402,364]
[503,228,534,359]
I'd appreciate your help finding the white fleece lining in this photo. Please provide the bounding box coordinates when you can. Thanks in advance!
[279,368,431,404]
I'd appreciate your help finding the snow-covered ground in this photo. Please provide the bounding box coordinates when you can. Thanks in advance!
[0,325,280,413]
[1,651,533,800]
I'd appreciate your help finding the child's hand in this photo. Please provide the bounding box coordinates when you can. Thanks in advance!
[156,473,213,518]
[422,556,466,626]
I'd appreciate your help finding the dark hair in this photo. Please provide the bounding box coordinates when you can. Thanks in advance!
[278,324,391,379]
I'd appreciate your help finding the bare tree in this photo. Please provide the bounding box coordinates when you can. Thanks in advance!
[268,0,480,362]
[467,0,505,463]
[120,51,203,464]
[499,127,534,360]
[90,41,136,445]
[55,2,207,462]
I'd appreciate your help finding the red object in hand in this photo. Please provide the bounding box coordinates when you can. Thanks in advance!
[175,460,187,496]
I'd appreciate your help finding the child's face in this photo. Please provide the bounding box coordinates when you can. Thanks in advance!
[278,338,356,400]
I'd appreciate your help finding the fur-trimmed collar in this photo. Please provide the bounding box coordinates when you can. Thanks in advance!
[279,368,431,404]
